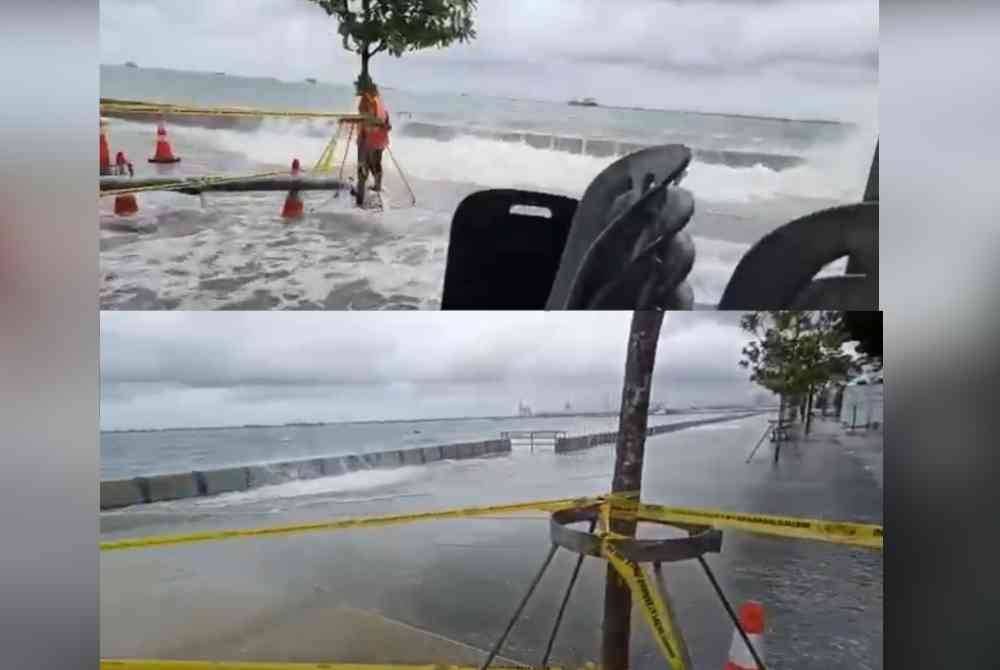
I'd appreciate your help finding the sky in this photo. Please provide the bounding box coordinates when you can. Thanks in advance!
[99,312,772,430]
[99,0,878,121]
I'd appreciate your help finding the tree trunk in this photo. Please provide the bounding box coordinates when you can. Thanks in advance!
[601,311,664,670]
[360,49,371,89]
[775,394,785,464]
[358,0,374,91]
[805,386,815,435]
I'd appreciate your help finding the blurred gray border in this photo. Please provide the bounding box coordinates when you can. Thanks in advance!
[0,1,99,669]
[4,1,1000,668]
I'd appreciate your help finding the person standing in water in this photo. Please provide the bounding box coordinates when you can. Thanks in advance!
[355,82,391,207]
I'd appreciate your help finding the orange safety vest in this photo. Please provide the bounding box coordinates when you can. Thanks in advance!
[359,95,390,150]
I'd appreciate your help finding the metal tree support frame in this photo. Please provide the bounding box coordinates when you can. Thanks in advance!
[476,502,769,670]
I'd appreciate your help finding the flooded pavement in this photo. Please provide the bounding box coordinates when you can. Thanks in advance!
[101,414,882,669]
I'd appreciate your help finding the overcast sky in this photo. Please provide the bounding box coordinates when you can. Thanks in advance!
[99,312,770,430]
[99,0,878,120]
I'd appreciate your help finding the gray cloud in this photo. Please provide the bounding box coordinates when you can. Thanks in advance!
[100,0,877,119]
[100,312,760,429]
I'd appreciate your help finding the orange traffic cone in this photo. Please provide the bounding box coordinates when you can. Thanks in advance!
[281,158,304,219]
[113,151,138,216]
[100,120,112,175]
[724,601,766,670]
[114,193,139,216]
[148,120,181,164]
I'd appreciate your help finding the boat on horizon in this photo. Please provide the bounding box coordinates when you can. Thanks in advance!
[569,97,599,107]
[124,61,138,69]
[306,77,318,84]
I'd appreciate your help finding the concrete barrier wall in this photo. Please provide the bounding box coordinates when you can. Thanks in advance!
[101,436,515,510]
[196,467,249,496]
[554,413,760,455]
[421,446,443,462]
[145,472,198,503]
[401,448,424,466]
[100,478,148,510]
[374,450,403,469]
[100,422,760,509]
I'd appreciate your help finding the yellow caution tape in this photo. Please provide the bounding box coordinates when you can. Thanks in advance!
[603,540,688,670]
[100,98,365,121]
[101,662,546,670]
[635,503,883,550]
[99,496,599,552]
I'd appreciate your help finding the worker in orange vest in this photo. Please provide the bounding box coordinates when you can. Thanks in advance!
[356,82,391,206]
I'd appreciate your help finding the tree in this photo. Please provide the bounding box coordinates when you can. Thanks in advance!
[308,0,478,92]
[739,312,853,459]
[602,311,666,670]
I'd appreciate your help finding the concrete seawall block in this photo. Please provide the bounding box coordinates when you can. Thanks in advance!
[302,458,326,478]
[554,136,584,154]
[246,456,337,488]
[442,443,461,460]
[196,467,249,496]
[421,446,443,462]
[454,442,477,459]
[555,436,589,453]
[470,442,488,457]
[321,456,348,476]
[484,438,511,454]
[524,133,554,150]
[246,465,272,488]
[344,454,365,471]
[401,449,424,466]
[374,450,403,468]
[144,472,199,503]
[100,478,147,510]
[585,139,617,158]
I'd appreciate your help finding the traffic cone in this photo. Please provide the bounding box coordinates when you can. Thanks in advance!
[281,158,304,219]
[114,192,139,216]
[113,151,139,216]
[724,601,766,670]
[148,120,181,164]
[100,120,112,175]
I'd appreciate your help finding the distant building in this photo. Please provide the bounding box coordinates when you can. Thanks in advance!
[563,401,572,413]
[517,400,533,417]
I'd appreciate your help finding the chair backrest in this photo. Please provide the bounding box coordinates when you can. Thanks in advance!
[717,202,877,310]
[440,189,578,309]
[544,145,692,309]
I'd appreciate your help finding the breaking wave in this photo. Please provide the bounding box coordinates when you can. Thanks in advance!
[154,117,861,204]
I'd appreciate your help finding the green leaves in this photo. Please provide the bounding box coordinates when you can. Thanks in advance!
[306,0,477,63]
[738,311,855,397]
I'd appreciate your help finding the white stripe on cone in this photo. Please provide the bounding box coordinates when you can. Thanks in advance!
[725,631,764,669]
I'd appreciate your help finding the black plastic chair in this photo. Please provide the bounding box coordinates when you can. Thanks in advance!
[440,189,578,309]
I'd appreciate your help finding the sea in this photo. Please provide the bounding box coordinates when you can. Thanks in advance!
[99,65,878,309]
[100,409,736,480]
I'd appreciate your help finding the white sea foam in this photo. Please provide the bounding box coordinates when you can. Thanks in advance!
[191,465,427,507]
[168,118,868,205]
